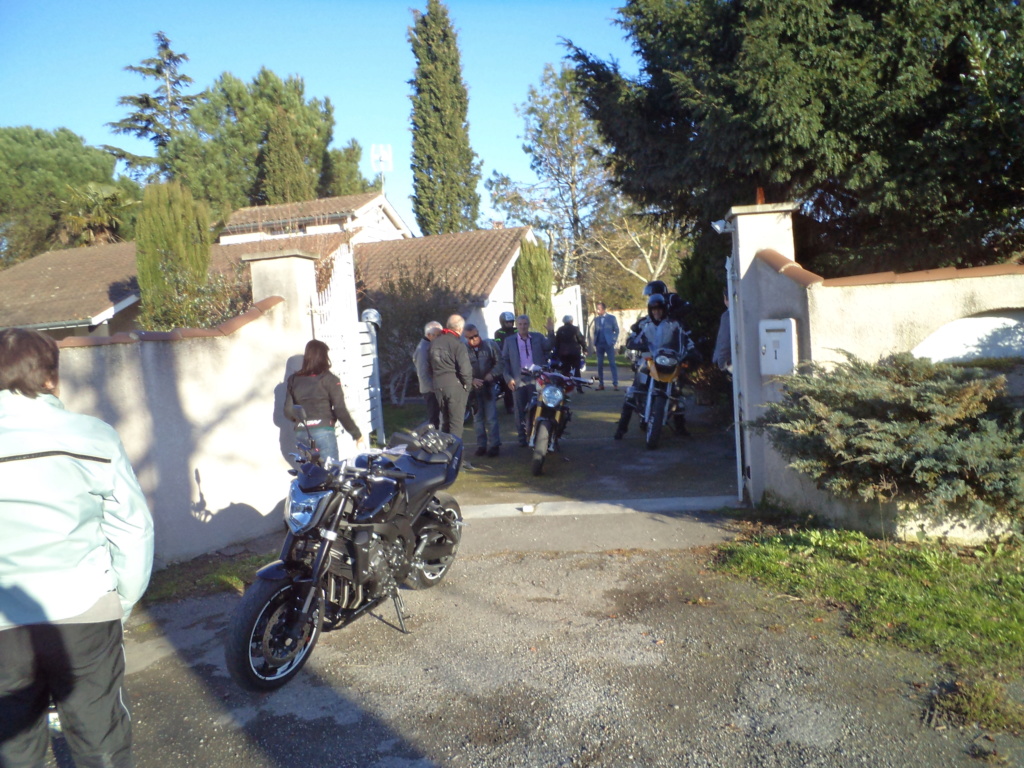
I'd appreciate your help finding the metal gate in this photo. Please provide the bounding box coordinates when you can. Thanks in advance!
[312,248,385,450]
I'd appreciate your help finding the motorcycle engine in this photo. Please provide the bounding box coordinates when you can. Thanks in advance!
[366,535,407,597]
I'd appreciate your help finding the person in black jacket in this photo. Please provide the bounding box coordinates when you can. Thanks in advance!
[554,315,586,377]
[284,340,365,462]
[429,314,473,438]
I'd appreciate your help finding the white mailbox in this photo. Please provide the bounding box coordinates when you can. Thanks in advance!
[758,318,797,376]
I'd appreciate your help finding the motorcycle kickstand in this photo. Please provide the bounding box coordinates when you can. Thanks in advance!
[391,589,409,634]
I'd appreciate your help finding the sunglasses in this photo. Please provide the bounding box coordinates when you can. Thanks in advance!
[465,334,480,340]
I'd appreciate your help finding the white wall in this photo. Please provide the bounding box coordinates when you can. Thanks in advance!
[727,204,1024,538]
[57,253,367,567]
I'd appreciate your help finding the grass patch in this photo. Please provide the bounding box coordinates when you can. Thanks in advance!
[714,521,1024,731]
[931,677,1024,734]
[142,552,269,606]
[380,401,431,439]
[715,528,1024,673]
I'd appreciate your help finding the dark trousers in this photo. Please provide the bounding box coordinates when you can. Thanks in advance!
[0,620,133,768]
[513,383,536,442]
[435,383,468,438]
[423,391,440,429]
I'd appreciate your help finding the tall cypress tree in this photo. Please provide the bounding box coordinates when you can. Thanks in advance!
[512,239,554,330]
[136,181,211,329]
[255,107,318,205]
[408,0,481,235]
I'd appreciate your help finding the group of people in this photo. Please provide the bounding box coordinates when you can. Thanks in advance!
[412,310,611,456]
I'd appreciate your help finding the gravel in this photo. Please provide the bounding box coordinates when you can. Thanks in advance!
[95,523,1022,768]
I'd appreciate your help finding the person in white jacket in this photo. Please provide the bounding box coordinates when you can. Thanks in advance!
[0,327,154,768]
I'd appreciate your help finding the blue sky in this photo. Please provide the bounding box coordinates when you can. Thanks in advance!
[0,0,637,233]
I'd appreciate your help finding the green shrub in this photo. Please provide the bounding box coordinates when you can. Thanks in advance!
[752,353,1024,531]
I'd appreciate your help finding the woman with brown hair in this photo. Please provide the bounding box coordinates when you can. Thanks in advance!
[284,340,365,462]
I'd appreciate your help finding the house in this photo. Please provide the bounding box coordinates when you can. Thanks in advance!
[0,193,409,337]
[0,233,355,339]
[220,192,411,245]
[354,226,536,337]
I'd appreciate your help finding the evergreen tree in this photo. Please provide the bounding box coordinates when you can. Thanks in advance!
[569,0,1024,278]
[512,239,554,330]
[255,107,318,205]
[320,140,382,198]
[0,127,116,266]
[135,181,211,329]
[408,0,481,234]
[105,31,197,177]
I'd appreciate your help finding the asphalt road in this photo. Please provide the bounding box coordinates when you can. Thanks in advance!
[43,505,1022,768]
[39,386,1024,766]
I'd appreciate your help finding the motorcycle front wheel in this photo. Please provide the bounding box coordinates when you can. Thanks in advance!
[531,421,551,476]
[405,492,463,590]
[646,396,666,450]
[224,579,324,691]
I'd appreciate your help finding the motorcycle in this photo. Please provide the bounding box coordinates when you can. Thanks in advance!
[224,412,465,691]
[621,341,696,450]
[522,363,593,476]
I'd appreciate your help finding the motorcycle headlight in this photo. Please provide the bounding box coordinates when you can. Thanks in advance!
[540,384,564,408]
[655,353,679,368]
[285,482,332,535]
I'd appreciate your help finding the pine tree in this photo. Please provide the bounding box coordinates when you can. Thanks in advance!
[135,181,211,329]
[512,239,554,330]
[408,0,481,234]
[105,31,197,177]
[255,108,318,205]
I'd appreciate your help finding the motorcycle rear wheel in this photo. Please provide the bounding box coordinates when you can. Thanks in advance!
[646,396,666,450]
[405,492,463,590]
[224,579,323,691]
[531,422,550,476]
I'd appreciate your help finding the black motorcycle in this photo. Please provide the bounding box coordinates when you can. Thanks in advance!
[523,363,593,476]
[224,416,464,691]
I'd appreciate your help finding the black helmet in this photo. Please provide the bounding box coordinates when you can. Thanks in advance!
[499,311,515,326]
[643,280,668,298]
[647,293,667,312]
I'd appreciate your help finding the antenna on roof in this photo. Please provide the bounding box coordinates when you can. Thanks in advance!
[371,144,393,196]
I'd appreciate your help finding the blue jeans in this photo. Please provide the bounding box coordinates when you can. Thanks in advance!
[304,425,338,463]
[472,387,501,449]
[595,345,618,386]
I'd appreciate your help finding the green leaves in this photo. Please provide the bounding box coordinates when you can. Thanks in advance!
[408,0,481,235]
[571,0,1024,278]
[753,353,1024,528]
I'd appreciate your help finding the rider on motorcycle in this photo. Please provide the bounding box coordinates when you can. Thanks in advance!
[614,293,686,439]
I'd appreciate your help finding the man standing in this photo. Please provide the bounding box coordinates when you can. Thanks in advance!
[463,323,503,457]
[0,328,154,768]
[493,311,517,414]
[590,302,620,390]
[429,314,472,438]
[413,320,443,428]
[502,314,552,446]
[554,315,586,377]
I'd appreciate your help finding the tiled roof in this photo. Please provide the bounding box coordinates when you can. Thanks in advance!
[0,233,350,329]
[0,242,139,329]
[354,227,530,301]
[223,193,382,231]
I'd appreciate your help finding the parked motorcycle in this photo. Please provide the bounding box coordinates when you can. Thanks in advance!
[224,414,464,691]
[523,363,593,476]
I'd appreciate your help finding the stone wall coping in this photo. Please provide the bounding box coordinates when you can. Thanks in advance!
[57,296,284,349]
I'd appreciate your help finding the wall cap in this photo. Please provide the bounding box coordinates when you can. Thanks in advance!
[57,296,285,349]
